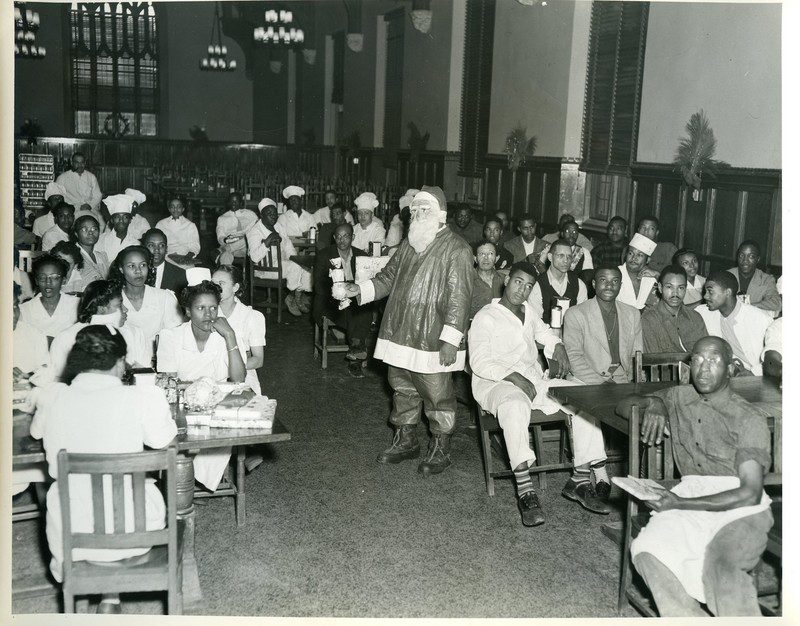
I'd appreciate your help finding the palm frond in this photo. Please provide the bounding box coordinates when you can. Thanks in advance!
[505,125,537,171]
[673,110,727,188]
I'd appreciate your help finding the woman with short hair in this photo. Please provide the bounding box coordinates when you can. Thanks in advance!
[51,240,86,294]
[72,214,109,282]
[19,253,79,338]
[109,245,183,362]
[155,194,201,266]
[211,264,265,394]
[31,325,177,612]
[49,280,149,379]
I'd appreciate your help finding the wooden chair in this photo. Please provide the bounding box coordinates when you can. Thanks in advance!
[618,407,783,616]
[633,351,690,480]
[478,409,573,495]
[192,448,248,526]
[313,316,350,369]
[57,447,183,614]
[248,245,283,323]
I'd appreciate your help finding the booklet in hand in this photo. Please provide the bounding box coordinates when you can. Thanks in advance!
[611,476,668,501]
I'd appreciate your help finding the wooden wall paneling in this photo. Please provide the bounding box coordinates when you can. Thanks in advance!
[744,190,775,262]
[659,182,681,244]
[633,179,655,226]
[710,188,739,259]
[734,190,748,249]
[528,170,544,222]
[543,170,560,225]
[683,188,707,257]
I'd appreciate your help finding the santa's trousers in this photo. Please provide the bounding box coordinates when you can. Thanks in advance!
[387,366,456,435]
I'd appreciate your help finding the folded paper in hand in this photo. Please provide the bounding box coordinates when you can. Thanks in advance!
[611,476,667,501]
[355,256,390,282]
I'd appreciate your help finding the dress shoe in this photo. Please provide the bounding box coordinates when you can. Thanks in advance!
[595,480,612,503]
[244,454,264,473]
[346,348,368,361]
[285,293,302,317]
[347,361,365,378]
[561,479,611,514]
[417,434,452,476]
[376,425,420,464]
[518,491,545,527]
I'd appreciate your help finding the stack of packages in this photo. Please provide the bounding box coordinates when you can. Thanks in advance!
[184,379,277,430]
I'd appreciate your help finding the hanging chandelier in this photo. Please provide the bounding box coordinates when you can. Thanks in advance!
[14,2,46,58]
[199,2,237,71]
[253,8,304,45]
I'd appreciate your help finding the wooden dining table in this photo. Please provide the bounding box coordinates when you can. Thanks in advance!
[13,402,292,611]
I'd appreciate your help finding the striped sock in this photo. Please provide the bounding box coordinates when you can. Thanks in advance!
[513,464,535,497]
[570,464,591,485]
[591,461,609,484]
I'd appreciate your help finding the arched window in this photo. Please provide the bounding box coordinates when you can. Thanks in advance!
[70,2,159,137]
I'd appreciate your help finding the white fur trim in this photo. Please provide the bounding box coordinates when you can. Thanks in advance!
[438,325,463,347]
[374,339,466,373]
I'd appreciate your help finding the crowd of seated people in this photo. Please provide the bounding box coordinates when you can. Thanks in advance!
[12,158,782,617]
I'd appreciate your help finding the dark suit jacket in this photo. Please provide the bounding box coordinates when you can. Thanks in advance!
[312,245,368,324]
[156,262,188,297]
[316,222,337,251]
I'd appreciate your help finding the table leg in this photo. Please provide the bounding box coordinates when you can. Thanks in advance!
[176,451,203,610]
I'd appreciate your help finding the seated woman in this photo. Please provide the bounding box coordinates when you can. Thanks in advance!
[19,253,80,339]
[156,273,245,491]
[211,264,266,394]
[73,215,109,283]
[156,194,201,267]
[109,245,184,363]
[49,280,149,380]
[30,325,177,613]
[52,241,88,295]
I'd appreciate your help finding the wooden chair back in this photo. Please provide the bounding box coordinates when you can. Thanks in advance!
[248,244,283,322]
[57,447,181,612]
[634,351,691,384]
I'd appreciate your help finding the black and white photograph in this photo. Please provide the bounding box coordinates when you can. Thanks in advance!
[8,0,789,621]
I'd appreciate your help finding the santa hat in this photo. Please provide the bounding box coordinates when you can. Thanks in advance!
[411,186,448,223]
[258,197,277,211]
[104,194,135,215]
[45,182,66,200]
[354,192,379,212]
[124,188,146,205]
[282,185,305,199]
[629,233,657,256]
[186,267,212,286]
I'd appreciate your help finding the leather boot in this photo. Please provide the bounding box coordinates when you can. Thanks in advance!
[417,433,452,476]
[376,425,420,464]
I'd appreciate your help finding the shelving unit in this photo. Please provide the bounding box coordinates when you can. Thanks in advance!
[18,153,54,219]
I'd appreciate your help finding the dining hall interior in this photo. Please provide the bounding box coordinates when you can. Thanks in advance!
[9,0,788,621]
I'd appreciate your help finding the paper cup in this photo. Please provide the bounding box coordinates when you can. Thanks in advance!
[331,283,347,300]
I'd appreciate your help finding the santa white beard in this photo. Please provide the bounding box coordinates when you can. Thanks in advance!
[408,212,441,253]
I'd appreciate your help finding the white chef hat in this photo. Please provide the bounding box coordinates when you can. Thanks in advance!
[186,267,212,286]
[104,194,135,215]
[124,188,146,205]
[258,197,277,211]
[629,233,657,257]
[45,182,66,200]
[354,192,379,212]
[282,185,305,199]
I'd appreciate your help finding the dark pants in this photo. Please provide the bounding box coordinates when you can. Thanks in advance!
[387,366,456,435]
[634,508,773,616]
[322,304,372,347]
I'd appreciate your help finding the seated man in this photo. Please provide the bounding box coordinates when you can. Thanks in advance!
[315,189,354,225]
[696,270,772,376]
[448,203,484,248]
[142,228,188,296]
[504,214,547,270]
[542,213,594,250]
[316,202,349,251]
[637,216,677,273]
[216,191,258,264]
[41,202,75,252]
[641,264,707,353]
[246,197,284,280]
[618,233,660,310]
[33,182,67,241]
[313,223,373,378]
[591,216,628,268]
[563,264,643,385]
[95,194,140,262]
[618,336,774,617]
[469,262,611,527]
[727,240,781,315]
[471,240,505,319]
[528,238,587,325]
[352,192,386,253]
[481,216,513,270]
[539,216,593,277]
[275,186,317,315]
[673,248,706,307]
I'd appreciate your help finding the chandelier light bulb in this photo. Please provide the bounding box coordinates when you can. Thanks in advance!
[215,45,222,55]
[221,45,227,55]
[219,59,226,69]
[25,9,32,22]
[14,44,19,55]
[209,58,218,68]
[30,45,38,57]
[297,30,304,43]
[273,34,279,43]
[265,10,277,23]
[201,58,209,68]
[14,6,21,21]
[32,12,40,26]
[38,45,45,57]
[207,44,214,55]
[278,26,285,38]
[25,31,35,41]
[20,45,29,56]
[266,26,274,38]
[229,59,237,69]
[286,11,293,23]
